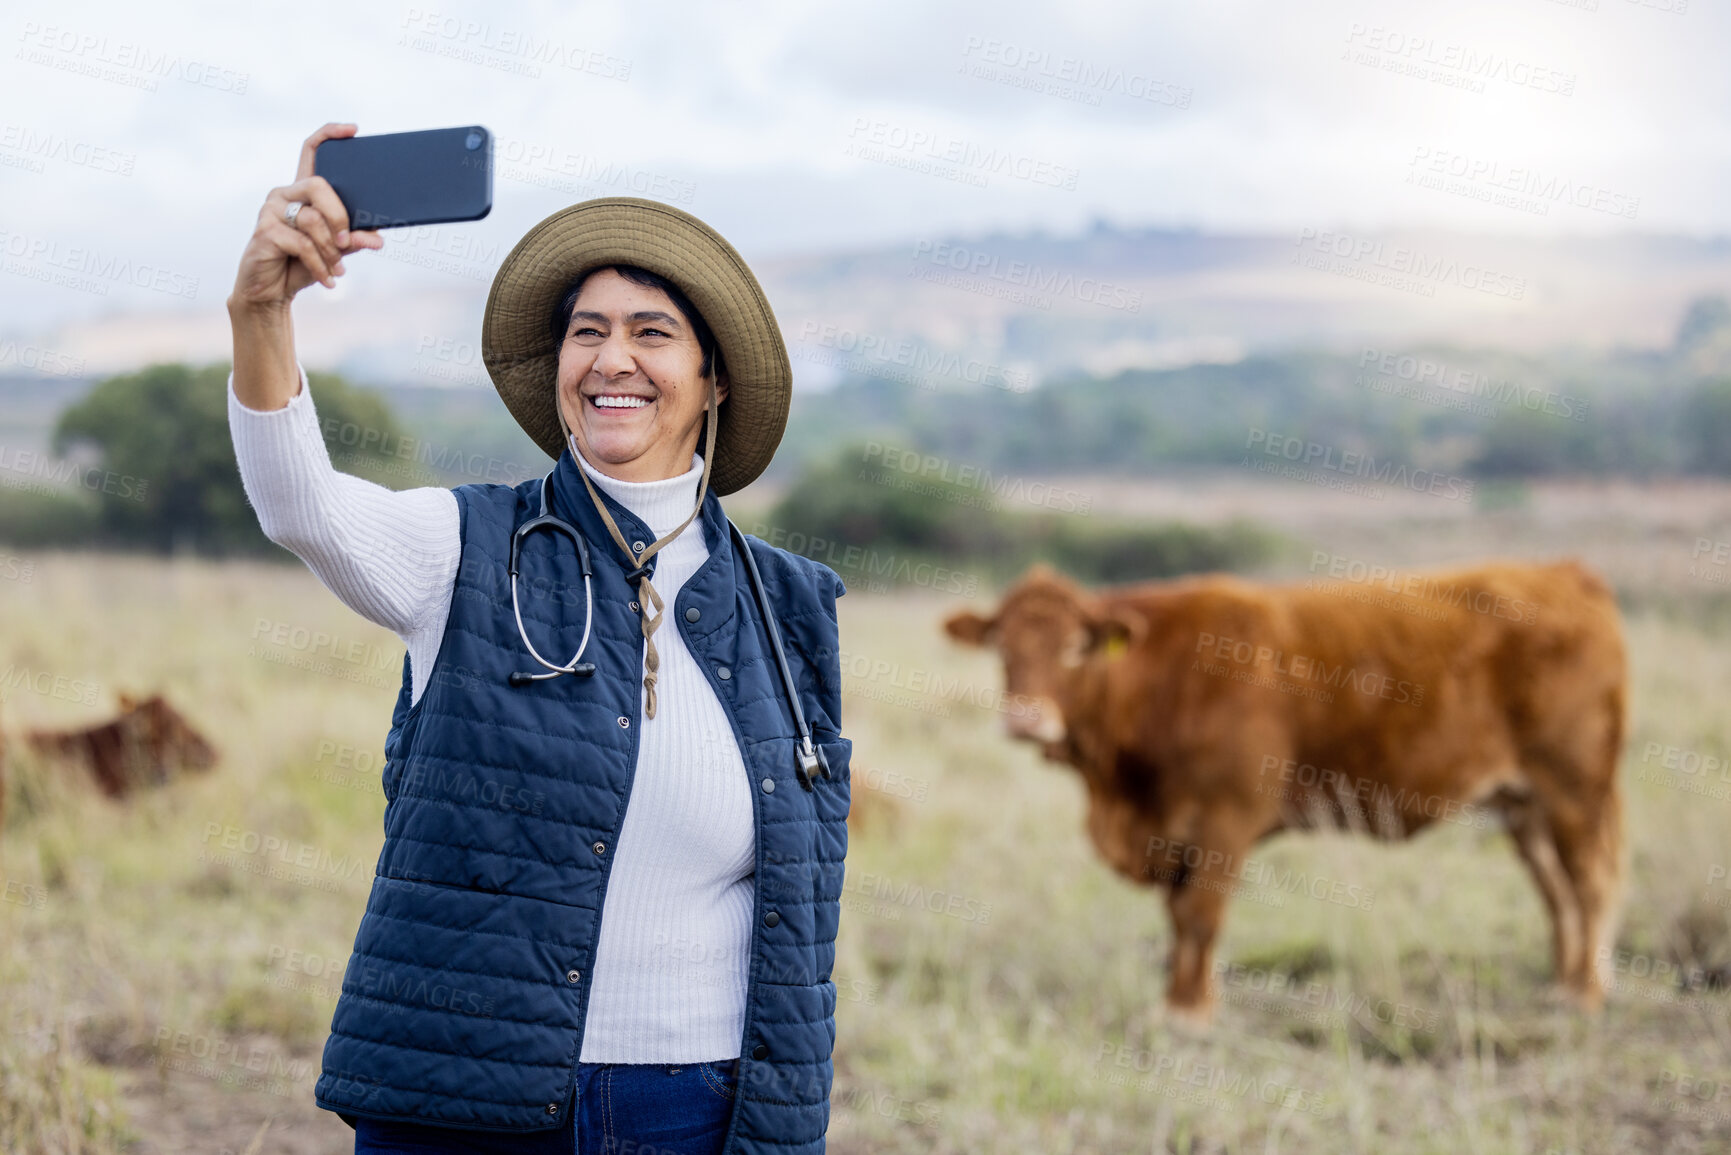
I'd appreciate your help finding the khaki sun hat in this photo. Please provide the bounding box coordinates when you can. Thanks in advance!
[481,197,792,496]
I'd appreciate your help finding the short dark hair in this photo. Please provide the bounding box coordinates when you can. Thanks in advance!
[550,264,726,383]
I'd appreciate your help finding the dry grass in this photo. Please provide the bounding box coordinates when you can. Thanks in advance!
[1,488,1729,1153]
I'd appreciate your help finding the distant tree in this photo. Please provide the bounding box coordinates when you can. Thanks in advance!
[1675,296,1731,355]
[1682,377,1731,475]
[51,361,410,555]
[766,444,1276,585]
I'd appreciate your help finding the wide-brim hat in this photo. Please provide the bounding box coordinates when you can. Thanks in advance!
[481,197,791,496]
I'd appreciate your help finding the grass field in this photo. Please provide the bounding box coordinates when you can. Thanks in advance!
[2,480,1730,1154]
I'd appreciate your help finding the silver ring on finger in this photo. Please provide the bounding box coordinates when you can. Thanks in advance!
[284,201,305,228]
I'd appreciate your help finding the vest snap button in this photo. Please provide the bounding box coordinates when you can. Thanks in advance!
[761,777,775,794]
[617,716,629,728]
[566,969,580,984]
[717,666,731,681]
[629,600,639,612]
[547,1103,559,1115]
[685,606,701,622]
[764,911,780,928]
[592,841,606,855]
[751,1044,769,1061]
[632,540,646,553]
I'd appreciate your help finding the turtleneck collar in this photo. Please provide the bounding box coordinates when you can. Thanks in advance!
[575,449,705,541]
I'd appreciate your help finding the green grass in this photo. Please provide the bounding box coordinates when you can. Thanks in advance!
[0,549,1728,1153]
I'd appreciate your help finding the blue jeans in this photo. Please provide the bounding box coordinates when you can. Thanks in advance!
[352,1060,738,1155]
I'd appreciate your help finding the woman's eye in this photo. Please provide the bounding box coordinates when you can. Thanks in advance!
[570,326,602,339]
[638,328,669,339]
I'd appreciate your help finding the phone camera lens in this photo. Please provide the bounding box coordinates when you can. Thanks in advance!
[465,130,483,150]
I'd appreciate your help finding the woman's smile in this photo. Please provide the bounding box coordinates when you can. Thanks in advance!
[588,391,656,412]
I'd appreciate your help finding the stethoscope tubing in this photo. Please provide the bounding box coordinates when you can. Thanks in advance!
[508,471,598,685]
[507,467,830,789]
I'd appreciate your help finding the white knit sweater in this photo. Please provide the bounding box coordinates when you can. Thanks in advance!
[227,364,753,1062]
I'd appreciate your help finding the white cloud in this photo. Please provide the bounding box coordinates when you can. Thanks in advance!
[0,0,1724,339]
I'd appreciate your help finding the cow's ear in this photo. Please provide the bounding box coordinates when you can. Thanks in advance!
[943,610,998,647]
[1087,605,1147,657]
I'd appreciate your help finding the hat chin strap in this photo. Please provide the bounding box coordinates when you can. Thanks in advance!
[556,378,720,720]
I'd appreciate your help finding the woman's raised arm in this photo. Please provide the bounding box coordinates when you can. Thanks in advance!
[226,124,460,646]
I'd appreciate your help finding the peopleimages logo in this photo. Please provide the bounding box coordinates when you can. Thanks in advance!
[845,118,1080,191]
[1357,347,1588,422]
[0,226,200,300]
[794,321,1030,393]
[958,36,1193,110]
[910,240,1142,313]
[1406,146,1640,221]
[749,522,979,598]
[861,441,1092,514]
[1193,630,1425,708]
[0,446,149,502]
[1244,428,1475,502]
[1292,229,1526,300]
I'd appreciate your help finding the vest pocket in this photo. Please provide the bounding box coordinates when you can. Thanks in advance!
[812,735,851,827]
[814,734,851,784]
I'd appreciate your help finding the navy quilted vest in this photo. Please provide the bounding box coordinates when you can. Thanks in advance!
[313,446,851,1154]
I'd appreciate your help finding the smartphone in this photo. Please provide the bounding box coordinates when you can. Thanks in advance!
[314,126,492,230]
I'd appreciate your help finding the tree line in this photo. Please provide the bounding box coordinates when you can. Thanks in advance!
[4,294,1728,567]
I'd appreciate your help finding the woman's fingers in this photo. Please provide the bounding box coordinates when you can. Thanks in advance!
[340,229,384,255]
[282,175,352,241]
[268,175,375,278]
[285,203,344,275]
[257,193,338,282]
[297,122,357,182]
[263,219,335,289]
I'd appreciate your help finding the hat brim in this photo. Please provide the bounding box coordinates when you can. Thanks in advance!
[482,197,790,496]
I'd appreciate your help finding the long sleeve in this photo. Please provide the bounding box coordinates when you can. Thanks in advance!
[227,363,461,704]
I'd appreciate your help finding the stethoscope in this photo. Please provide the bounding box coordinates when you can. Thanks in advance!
[507,470,597,685]
[505,468,831,790]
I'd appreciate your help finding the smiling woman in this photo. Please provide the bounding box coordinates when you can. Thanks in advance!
[554,265,730,483]
[224,123,849,1155]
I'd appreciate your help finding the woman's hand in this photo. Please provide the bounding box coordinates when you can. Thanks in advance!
[229,123,384,410]
[229,122,385,313]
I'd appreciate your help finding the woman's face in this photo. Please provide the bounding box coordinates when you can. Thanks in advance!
[555,268,728,482]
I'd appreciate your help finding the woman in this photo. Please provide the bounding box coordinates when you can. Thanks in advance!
[227,123,851,1155]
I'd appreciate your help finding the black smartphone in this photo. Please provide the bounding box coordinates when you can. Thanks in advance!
[314,126,492,230]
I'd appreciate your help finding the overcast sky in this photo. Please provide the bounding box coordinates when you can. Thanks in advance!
[2,0,1726,338]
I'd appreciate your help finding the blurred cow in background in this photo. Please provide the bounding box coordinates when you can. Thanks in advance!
[25,692,218,799]
[945,560,1626,1023]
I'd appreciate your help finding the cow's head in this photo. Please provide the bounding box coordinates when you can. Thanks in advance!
[118,692,219,776]
[943,563,1145,749]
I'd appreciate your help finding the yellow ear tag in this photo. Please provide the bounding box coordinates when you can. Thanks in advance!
[1103,634,1128,658]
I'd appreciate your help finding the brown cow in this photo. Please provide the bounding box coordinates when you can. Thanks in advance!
[25,692,218,798]
[945,560,1626,1022]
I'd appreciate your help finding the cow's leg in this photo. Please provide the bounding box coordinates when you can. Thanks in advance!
[1161,825,1254,1026]
[1548,783,1625,1008]
[1164,880,1225,1027]
[1502,797,1583,990]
